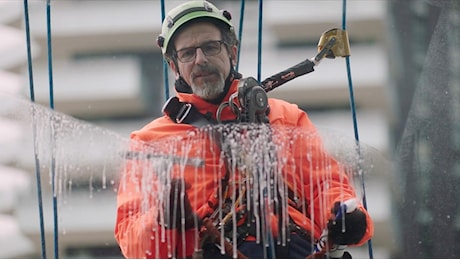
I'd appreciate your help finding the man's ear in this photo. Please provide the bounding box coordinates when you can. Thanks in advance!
[168,60,180,78]
[230,45,238,67]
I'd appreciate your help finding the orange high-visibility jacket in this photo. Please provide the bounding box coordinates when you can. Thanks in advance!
[114,79,374,258]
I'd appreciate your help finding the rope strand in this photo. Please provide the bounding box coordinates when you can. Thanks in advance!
[256,0,263,83]
[341,0,373,258]
[256,2,276,258]
[23,0,47,258]
[46,0,59,258]
[160,0,170,100]
[236,0,245,72]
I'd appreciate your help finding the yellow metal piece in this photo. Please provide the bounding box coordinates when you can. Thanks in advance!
[317,28,351,58]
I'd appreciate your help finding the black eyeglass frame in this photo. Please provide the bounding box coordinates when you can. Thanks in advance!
[174,40,227,63]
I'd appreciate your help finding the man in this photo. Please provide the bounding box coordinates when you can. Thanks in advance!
[114,1,373,258]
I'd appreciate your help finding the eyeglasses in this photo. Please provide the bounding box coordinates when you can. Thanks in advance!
[174,40,226,63]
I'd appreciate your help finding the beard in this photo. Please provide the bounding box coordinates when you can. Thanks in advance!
[190,64,225,101]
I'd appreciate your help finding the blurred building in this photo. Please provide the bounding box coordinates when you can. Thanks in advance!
[0,0,393,258]
[387,0,460,258]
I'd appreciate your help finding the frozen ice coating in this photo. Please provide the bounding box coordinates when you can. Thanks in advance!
[118,123,386,258]
[0,93,388,258]
[0,93,130,201]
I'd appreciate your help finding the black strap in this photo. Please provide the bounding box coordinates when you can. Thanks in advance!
[162,96,214,127]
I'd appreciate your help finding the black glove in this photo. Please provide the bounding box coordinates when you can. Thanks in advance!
[327,201,367,245]
[159,178,201,231]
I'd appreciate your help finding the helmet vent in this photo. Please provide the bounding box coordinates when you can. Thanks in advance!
[222,10,232,21]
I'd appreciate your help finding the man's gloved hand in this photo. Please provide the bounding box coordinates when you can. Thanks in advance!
[327,199,367,245]
[159,178,200,231]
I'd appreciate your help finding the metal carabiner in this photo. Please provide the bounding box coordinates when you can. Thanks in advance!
[216,92,241,123]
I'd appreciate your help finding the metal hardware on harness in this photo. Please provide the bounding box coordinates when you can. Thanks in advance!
[237,77,269,123]
[216,92,241,124]
[162,96,213,127]
[162,96,182,122]
[216,77,270,124]
[176,103,191,123]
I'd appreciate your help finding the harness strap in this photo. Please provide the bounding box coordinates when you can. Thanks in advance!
[162,96,214,127]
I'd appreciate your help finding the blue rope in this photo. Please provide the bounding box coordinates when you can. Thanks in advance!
[235,0,245,71]
[46,1,54,110]
[160,0,170,100]
[341,0,373,258]
[256,0,263,83]
[23,1,47,258]
[255,3,276,258]
[46,0,59,258]
[24,0,35,103]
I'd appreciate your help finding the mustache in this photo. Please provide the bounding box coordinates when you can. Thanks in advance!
[191,65,219,78]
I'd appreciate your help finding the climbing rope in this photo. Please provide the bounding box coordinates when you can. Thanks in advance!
[160,0,170,100]
[341,0,374,258]
[23,1,46,258]
[235,0,245,72]
[45,1,60,258]
[256,0,263,83]
[254,2,277,258]
[23,0,60,258]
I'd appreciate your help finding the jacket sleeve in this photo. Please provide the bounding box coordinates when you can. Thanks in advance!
[114,133,200,259]
[294,109,374,246]
[114,144,176,259]
[268,99,373,246]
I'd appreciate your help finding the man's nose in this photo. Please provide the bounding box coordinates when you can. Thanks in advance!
[194,48,208,64]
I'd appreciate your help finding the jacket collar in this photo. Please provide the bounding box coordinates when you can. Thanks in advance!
[176,78,240,122]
